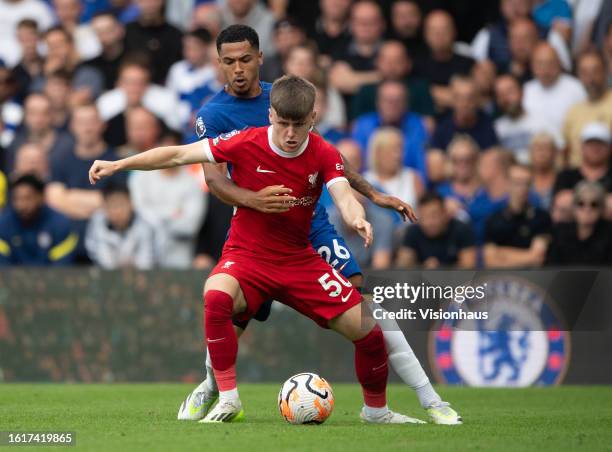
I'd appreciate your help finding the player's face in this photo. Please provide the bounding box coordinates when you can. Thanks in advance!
[218,40,262,97]
[269,108,315,153]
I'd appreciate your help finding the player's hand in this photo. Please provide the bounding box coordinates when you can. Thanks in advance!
[245,185,297,213]
[352,218,373,248]
[89,160,118,185]
[371,192,418,223]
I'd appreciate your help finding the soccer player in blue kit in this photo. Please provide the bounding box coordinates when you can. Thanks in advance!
[177,25,461,425]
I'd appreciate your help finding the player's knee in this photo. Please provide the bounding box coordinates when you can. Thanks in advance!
[330,301,376,341]
[204,290,235,319]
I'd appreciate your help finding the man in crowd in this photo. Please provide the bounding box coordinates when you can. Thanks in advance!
[483,163,551,268]
[0,174,76,266]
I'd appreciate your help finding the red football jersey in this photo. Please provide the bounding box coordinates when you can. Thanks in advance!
[202,126,347,256]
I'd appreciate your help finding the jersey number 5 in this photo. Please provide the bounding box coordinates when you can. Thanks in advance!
[318,268,352,298]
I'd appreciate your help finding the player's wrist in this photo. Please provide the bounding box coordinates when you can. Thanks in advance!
[369,191,383,204]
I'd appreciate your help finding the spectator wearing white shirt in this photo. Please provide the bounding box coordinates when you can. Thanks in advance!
[98,57,186,147]
[52,0,101,61]
[364,127,424,212]
[86,183,156,270]
[0,0,54,67]
[494,73,558,164]
[128,131,206,268]
[522,42,587,139]
[166,28,215,121]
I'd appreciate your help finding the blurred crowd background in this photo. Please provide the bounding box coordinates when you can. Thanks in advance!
[0,0,611,270]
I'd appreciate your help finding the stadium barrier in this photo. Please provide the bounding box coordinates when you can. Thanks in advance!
[0,268,610,385]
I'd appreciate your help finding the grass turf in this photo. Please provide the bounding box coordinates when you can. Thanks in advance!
[1,384,611,452]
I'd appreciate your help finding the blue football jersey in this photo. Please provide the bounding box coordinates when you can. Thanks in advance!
[194,82,272,140]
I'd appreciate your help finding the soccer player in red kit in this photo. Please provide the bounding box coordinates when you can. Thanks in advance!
[89,75,422,424]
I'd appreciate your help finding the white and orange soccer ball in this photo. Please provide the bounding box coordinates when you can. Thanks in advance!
[278,372,334,424]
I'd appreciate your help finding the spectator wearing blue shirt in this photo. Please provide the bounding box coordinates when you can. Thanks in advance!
[0,174,77,266]
[436,135,483,223]
[352,80,428,181]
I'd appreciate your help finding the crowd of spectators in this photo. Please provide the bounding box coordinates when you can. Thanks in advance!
[0,0,611,270]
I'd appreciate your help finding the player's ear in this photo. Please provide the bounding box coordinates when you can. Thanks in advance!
[258,50,263,66]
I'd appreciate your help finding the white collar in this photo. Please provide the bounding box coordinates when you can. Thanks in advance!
[267,126,309,158]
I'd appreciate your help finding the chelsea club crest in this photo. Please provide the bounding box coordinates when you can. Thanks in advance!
[429,276,570,387]
[196,117,206,138]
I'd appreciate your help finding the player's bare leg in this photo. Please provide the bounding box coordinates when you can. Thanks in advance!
[328,302,426,425]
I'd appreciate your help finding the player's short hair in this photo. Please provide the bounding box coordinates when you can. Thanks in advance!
[216,24,259,53]
[11,174,45,194]
[270,75,316,121]
[187,27,212,45]
[418,191,444,207]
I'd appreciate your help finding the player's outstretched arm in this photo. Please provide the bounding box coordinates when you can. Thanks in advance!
[328,180,373,248]
[89,141,209,185]
[203,163,297,213]
[341,155,418,223]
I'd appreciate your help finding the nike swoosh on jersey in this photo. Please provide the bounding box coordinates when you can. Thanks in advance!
[256,165,276,173]
[341,289,354,302]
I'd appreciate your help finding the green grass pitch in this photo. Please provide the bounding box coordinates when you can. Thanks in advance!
[2,384,612,452]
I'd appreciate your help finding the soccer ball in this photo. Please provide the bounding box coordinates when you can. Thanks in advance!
[278,372,334,424]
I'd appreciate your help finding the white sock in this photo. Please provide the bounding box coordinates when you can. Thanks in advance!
[363,404,388,418]
[204,349,218,393]
[375,307,442,408]
[219,388,239,403]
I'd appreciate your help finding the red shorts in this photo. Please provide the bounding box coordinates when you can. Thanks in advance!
[209,248,362,328]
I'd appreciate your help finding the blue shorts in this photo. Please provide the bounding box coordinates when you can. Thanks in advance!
[232,203,362,328]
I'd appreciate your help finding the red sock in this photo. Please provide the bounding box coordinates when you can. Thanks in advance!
[204,290,237,392]
[353,325,388,408]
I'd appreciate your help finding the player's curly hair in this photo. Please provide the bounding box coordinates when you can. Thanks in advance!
[270,75,315,121]
[216,24,259,53]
